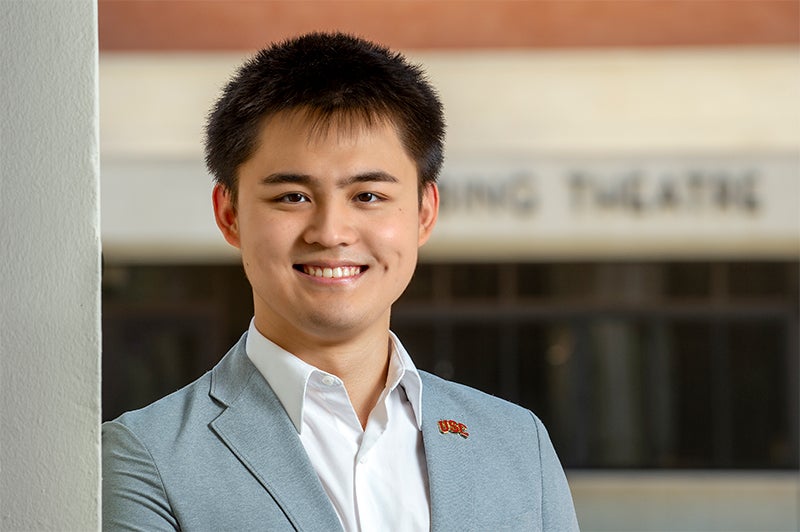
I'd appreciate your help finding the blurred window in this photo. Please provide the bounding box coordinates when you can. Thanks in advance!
[103,261,799,469]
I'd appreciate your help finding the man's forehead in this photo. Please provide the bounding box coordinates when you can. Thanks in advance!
[234,107,423,197]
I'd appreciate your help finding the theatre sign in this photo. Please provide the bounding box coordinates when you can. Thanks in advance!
[427,154,799,259]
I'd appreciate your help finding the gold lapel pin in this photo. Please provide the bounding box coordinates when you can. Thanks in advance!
[438,419,469,439]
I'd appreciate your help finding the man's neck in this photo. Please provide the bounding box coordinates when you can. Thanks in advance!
[254,318,392,429]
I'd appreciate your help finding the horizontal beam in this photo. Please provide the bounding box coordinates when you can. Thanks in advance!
[99,0,799,51]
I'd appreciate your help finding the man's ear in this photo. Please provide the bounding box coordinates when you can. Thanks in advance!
[212,184,241,249]
[418,183,439,247]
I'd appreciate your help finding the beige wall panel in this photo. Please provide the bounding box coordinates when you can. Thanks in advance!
[100,47,800,260]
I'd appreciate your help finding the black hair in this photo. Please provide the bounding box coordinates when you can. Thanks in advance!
[204,32,445,205]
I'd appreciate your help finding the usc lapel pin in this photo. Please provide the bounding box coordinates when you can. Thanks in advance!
[438,419,469,439]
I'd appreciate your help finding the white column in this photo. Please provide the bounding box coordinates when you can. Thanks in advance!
[0,1,100,530]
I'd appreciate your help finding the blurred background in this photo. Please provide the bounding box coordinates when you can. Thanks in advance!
[98,1,799,530]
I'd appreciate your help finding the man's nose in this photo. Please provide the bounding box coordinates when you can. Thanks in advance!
[302,200,357,247]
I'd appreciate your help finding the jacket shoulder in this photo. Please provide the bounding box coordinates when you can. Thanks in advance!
[418,371,579,531]
[106,370,216,440]
[104,334,255,445]
[419,369,537,422]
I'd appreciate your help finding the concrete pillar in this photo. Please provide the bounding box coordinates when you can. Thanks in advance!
[1,1,100,529]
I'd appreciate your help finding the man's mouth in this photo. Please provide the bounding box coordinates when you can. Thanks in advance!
[296,265,365,279]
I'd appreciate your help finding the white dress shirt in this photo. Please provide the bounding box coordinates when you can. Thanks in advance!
[245,320,430,532]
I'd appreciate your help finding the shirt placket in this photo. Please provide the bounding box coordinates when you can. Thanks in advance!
[353,385,393,531]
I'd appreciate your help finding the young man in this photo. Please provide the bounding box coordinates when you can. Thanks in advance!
[103,32,579,531]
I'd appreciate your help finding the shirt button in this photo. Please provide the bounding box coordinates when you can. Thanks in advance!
[321,375,336,386]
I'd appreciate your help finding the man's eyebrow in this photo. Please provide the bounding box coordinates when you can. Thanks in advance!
[259,171,399,187]
[259,173,312,186]
[341,171,400,186]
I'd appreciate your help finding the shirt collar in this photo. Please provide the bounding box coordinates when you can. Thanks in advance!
[388,330,423,430]
[245,319,423,433]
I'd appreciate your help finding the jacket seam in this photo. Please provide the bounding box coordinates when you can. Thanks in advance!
[107,420,178,526]
[529,410,545,530]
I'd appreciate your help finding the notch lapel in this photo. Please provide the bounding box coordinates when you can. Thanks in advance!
[208,340,342,531]
[420,373,476,532]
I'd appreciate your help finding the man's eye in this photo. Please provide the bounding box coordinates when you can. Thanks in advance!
[279,193,308,203]
[356,192,380,203]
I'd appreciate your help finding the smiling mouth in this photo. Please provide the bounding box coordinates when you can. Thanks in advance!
[295,265,366,279]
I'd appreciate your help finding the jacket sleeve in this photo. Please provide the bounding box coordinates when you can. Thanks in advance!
[102,421,179,531]
[530,413,580,531]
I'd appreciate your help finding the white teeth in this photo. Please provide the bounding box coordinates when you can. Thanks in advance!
[303,265,360,279]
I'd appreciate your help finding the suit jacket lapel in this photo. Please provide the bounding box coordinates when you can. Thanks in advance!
[208,338,342,531]
[420,372,476,532]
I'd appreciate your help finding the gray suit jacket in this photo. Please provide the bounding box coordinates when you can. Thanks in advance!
[103,334,579,531]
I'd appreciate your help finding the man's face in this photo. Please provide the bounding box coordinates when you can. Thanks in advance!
[213,111,438,349]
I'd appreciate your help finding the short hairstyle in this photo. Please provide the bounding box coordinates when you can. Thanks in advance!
[205,32,445,204]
